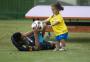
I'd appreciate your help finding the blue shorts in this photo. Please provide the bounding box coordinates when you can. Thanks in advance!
[55,32,68,41]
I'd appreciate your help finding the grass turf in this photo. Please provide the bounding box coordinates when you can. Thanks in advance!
[0,19,90,62]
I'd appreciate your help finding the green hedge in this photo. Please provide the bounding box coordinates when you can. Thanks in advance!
[0,0,34,19]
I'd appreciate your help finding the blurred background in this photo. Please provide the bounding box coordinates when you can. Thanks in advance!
[0,0,90,19]
[0,1,90,62]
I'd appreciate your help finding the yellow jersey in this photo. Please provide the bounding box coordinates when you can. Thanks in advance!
[48,13,68,36]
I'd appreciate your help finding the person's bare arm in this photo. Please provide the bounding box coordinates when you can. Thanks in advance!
[43,16,51,24]
[33,28,40,50]
[44,19,49,23]
[23,31,34,36]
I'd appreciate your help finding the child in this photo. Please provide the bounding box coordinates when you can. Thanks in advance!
[44,2,68,51]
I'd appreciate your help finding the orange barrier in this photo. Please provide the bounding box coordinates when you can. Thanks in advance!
[45,25,90,32]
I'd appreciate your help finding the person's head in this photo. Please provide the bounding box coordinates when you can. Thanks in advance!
[12,32,24,42]
[51,2,64,15]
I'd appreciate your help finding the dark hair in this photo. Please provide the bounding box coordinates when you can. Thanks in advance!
[12,32,22,42]
[52,2,64,11]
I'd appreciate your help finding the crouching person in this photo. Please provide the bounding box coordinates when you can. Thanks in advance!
[11,31,55,51]
[11,21,55,51]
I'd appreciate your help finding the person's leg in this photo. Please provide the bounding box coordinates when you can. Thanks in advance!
[53,41,60,51]
[60,39,66,47]
[53,35,61,51]
[59,39,66,51]
[54,33,68,51]
[49,41,55,48]
[59,33,68,51]
[42,41,55,50]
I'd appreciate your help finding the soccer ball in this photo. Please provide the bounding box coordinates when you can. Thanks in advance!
[31,20,44,31]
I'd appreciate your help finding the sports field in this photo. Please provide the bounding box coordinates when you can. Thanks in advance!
[0,19,90,62]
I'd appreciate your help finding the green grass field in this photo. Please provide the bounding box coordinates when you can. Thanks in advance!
[0,19,90,62]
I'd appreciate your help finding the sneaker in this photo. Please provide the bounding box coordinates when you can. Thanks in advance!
[53,48,59,51]
[59,48,65,51]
